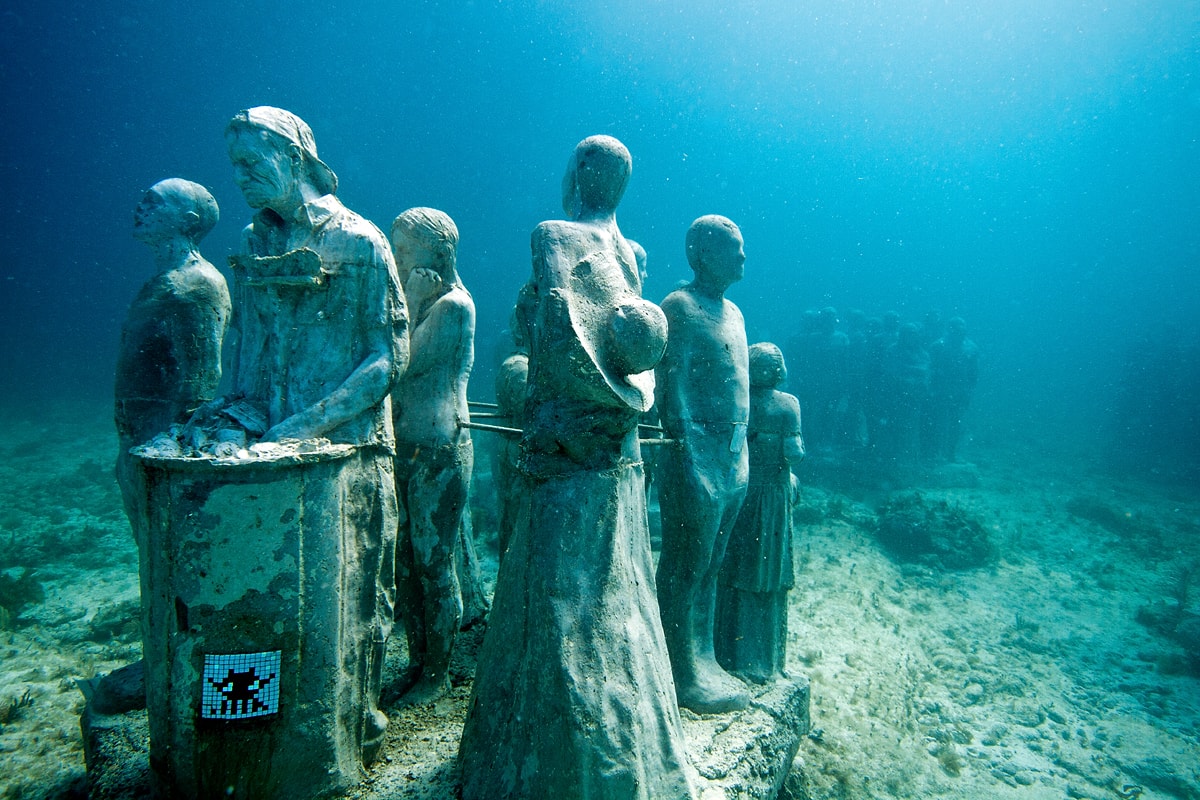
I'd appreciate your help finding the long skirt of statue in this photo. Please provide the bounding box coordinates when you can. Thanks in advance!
[459,459,695,800]
[715,456,794,682]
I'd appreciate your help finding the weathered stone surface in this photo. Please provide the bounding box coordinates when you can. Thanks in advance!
[460,135,691,800]
[84,637,810,800]
[79,706,150,800]
[135,445,385,799]
[655,214,752,716]
[682,677,811,800]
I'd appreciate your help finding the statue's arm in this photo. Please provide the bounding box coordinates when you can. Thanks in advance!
[264,249,407,442]
[407,292,473,379]
[782,393,805,464]
[168,277,231,405]
[655,292,696,437]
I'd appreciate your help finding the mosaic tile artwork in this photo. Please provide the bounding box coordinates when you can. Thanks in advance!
[201,651,281,720]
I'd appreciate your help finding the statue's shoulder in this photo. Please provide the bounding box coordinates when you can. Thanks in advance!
[429,285,476,323]
[660,285,698,313]
[166,259,230,307]
[324,202,392,259]
[778,390,802,423]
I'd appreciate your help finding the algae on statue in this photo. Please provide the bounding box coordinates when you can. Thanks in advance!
[459,135,696,800]
[655,214,752,714]
[716,342,805,683]
[114,178,230,529]
[389,207,476,707]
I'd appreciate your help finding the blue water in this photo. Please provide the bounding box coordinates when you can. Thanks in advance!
[0,0,1197,467]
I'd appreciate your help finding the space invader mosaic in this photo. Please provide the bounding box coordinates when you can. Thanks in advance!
[201,651,281,720]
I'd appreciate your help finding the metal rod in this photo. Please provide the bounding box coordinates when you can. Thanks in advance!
[467,400,500,409]
[460,421,523,436]
[468,412,512,420]
[638,423,665,433]
[639,438,676,446]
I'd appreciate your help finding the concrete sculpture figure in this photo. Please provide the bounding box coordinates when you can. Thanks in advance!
[459,136,695,799]
[926,316,979,462]
[716,342,804,682]
[389,207,475,706]
[131,107,407,799]
[491,351,529,558]
[655,214,752,714]
[115,178,230,527]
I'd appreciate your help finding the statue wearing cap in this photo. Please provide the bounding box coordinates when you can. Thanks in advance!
[222,107,407,763]
[459,136,696,800]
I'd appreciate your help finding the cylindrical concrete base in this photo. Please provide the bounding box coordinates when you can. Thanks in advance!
[135,445,386,799]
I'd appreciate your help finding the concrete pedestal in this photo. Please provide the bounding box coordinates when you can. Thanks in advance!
[134,445,377,799]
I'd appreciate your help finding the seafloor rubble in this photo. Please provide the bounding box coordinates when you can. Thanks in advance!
[1,400,1198,800]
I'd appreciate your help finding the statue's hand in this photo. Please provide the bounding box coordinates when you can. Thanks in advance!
[262,415,317,443]
[404,268,444,312]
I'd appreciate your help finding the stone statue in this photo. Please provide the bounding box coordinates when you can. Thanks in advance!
[389,207,475,705]
[715,342,804,683]
[222,106,408,761]
[491,351,529,559]
[459,136,696,800]
[115,178,230,525]
[926,316,979,462]
[655,214,752,714]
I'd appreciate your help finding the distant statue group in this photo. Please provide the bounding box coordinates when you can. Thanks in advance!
[113,106,974,798]
[788,307,979,464]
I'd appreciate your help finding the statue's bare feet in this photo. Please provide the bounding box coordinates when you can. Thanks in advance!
[397,675,450,707]
[362,708,389,763]
[676,665,749,714]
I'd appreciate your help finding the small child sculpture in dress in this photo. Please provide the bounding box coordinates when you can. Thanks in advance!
[715,342,804,683]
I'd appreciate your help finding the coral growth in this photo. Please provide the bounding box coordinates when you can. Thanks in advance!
[0,568,45,628]
[873,493,994,570]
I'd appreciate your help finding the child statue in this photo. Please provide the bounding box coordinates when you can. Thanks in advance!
[715,342,804,682]
[389,207,475,706]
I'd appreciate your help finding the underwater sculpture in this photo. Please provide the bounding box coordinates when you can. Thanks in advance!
[926,316,979,462]
[130,107,407,798]
[491,350,529,558]
[115,178,230,529]
[459,135,696,799]
[389,207,475,706]
[715,342,804,682]
[879,322,930,463]
[655,214,752,714]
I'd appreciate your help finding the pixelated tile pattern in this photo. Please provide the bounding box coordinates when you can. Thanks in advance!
[201,651,281,720]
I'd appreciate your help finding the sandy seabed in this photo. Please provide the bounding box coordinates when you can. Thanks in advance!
[0,400,1197,800]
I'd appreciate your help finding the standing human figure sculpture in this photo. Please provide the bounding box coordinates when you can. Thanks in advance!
[115,178,230,531]
[926,316,979,462]
[715,342,804,683]
[459,136,695,800]
[491,350,529,560]
[389,207,475,705]
[223,106,408,762]
[655,214,752,714]
[879,322,930,464]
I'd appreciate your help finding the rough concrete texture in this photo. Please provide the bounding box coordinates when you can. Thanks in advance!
[683,677,811,800]
[84,623,809,799]
[134,444,391,799]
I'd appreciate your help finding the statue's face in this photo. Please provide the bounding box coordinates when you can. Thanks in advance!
[132,187,173,242]
[705,229,746,287]
[227,128,297,212]
[390,229,439,284]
